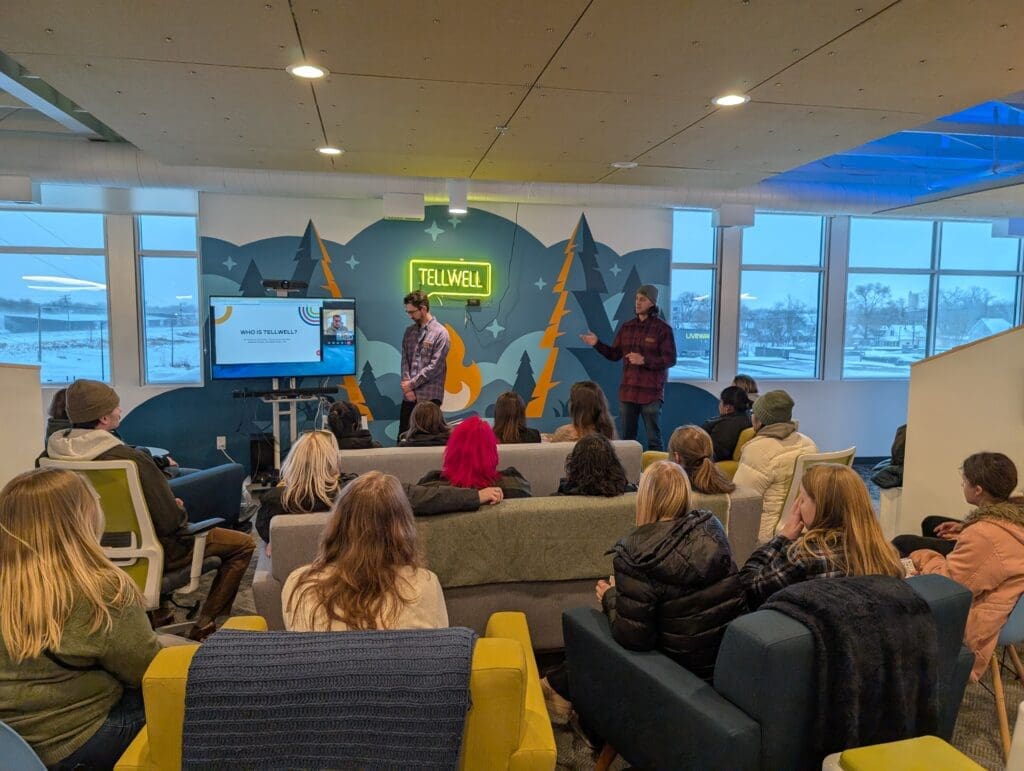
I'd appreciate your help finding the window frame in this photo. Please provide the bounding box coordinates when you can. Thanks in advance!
[0,212,113,384]
[737,212,828,381]
[134,215,204,386]
[842,218,1024,379]
[669,209,721,382]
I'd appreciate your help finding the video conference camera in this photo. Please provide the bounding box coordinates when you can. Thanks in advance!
[262,279,308,291]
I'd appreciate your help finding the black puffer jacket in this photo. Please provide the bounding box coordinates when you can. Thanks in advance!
[602,509,747,680]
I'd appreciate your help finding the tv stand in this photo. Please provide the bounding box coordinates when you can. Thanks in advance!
[233,379,338,468]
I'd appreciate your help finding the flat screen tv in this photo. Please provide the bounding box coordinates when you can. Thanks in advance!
[209,296,356,380]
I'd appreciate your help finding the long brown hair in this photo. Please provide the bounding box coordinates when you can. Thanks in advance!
[788,464,902,578]
[0,468,141,661]
[668,425,735,495]
[285,471,423,630]
[404,401,450,440]
[636,461,691,526]
[569,381,616,440]
[493,391,529,444]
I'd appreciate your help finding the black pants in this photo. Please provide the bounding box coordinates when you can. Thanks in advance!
[892,515,960,557]
[398,398,442,443]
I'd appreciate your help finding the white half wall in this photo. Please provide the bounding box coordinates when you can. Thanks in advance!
[900,326,1024,532]
[1,364,42,487]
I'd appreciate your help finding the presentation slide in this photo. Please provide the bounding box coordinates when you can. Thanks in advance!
[213,300,320,365]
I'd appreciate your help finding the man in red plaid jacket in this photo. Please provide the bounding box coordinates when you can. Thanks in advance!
[580,284,676,450]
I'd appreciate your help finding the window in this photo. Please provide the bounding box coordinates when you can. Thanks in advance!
[137,215,202,384]
[0,211,111,384]
[669,210,716,379]
[844,217,1022,377]
[738,213,824,379]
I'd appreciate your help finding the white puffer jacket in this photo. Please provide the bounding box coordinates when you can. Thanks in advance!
[732,422,818,543]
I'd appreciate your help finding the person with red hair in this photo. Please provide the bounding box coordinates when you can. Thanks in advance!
[417,416,532,498]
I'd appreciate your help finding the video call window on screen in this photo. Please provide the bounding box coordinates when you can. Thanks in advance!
[209,296,357,380]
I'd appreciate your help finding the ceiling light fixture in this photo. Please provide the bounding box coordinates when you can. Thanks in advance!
[317,146,343,156]
[610,161,638,169]
[712,93,750,107]
[448,179,468,214]
[286,63,329,79]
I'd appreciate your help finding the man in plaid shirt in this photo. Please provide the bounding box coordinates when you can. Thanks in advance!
[399,289,450,440]
[581,284,676,450]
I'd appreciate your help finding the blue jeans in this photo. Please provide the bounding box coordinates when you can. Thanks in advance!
[53,687,145,770]
[619,400,664,451]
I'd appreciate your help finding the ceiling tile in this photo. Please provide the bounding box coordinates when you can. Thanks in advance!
[473,159,611,183]
[606,167,768,190]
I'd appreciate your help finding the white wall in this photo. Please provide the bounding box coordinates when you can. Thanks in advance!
[2,364,43,487]
[900,326,1024,531]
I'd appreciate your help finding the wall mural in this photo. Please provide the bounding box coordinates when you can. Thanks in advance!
[121,205,716,469]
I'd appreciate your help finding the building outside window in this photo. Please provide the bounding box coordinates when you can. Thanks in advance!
[737,213,825,379]
[844,218,1021,378]
[669,209,717,380]
[0,211,111,384]
[137,215,202,384]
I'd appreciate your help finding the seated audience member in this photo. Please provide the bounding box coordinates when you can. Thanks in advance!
[492,391,541,444]
[908,452,1024,682]
[732,389,818,542]
[555,433,636,496]
[870,423,907,491]
[45,387,72,440]
[702,386,753,462]
[0,468,162,769]
[257,430,500,544]
[551,380,617,443]
[668,425,736,495]
[740,464,902,610]
[418,416,531,498]
[43,379,255,641]
[283,471,448,631]
[732,373,759,402]
[543,461,745,718]
[398,401,451,447]
[326,400,381,449]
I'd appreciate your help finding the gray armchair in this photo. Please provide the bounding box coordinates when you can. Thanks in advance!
[563,574,974,770]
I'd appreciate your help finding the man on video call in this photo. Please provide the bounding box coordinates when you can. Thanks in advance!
[399,290,450,440]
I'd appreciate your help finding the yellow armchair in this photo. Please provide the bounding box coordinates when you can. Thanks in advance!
[116,613,555,771]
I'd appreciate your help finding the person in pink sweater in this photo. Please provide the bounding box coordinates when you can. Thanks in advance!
[911,452,1024,681]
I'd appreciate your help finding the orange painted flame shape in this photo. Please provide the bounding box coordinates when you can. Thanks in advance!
[442,324,482,412]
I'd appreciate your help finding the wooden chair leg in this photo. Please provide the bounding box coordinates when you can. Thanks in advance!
[992,654,1012,761]
[1008,644,1024,683]
[595,743,618,771]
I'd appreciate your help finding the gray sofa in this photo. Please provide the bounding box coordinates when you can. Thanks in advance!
[253,483,763,649]
[336,439,644,497]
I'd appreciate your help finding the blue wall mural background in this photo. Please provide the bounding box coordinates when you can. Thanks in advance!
[120,205,716,470]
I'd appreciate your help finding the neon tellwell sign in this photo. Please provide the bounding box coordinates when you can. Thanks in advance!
[409,258,492,299]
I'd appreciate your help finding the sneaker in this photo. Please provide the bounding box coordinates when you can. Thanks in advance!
[540,676,573,724]
[187,621,217,642]
[148,607,175,629]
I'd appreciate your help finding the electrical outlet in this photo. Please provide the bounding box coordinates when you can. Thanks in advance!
[216,436,227,451]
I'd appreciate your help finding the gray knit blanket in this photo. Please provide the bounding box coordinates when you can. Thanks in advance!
[182,627,477,770]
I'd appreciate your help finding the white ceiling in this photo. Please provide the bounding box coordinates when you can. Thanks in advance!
[0,0,1022,203]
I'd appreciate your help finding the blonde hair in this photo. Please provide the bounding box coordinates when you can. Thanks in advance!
[788,464,902,578]
[280,430,341,513]
[286,471,422,631]
[636,460,691,527]
[668,425,736,495]
[0,468,141,662]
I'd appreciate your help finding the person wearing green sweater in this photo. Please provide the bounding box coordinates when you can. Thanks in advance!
[0,468,163,768]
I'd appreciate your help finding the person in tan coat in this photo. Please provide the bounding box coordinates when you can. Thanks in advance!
[911,452,1024,682]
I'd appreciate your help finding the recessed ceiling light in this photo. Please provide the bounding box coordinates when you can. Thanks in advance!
[610,161,638,169]
[317,146,343,155]
[712,93,750,107]
[287,63,329,79]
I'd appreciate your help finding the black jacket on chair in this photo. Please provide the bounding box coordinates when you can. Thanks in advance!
[602,509,746,680]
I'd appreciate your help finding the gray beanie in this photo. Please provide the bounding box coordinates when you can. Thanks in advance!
[636,284,659,305]
[752,389,794,426]
[66,379,120,424]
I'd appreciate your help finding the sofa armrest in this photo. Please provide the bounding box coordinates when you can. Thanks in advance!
[221,615,268,632]
[564,607,760,770]
[170,463,245,527]
[725,484,762,564]
[114,727,152,770]
[136,644,200,771]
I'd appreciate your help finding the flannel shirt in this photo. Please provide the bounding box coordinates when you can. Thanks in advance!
[594,313,676,404]
[740,534,848,610]
[401,317,450,402]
